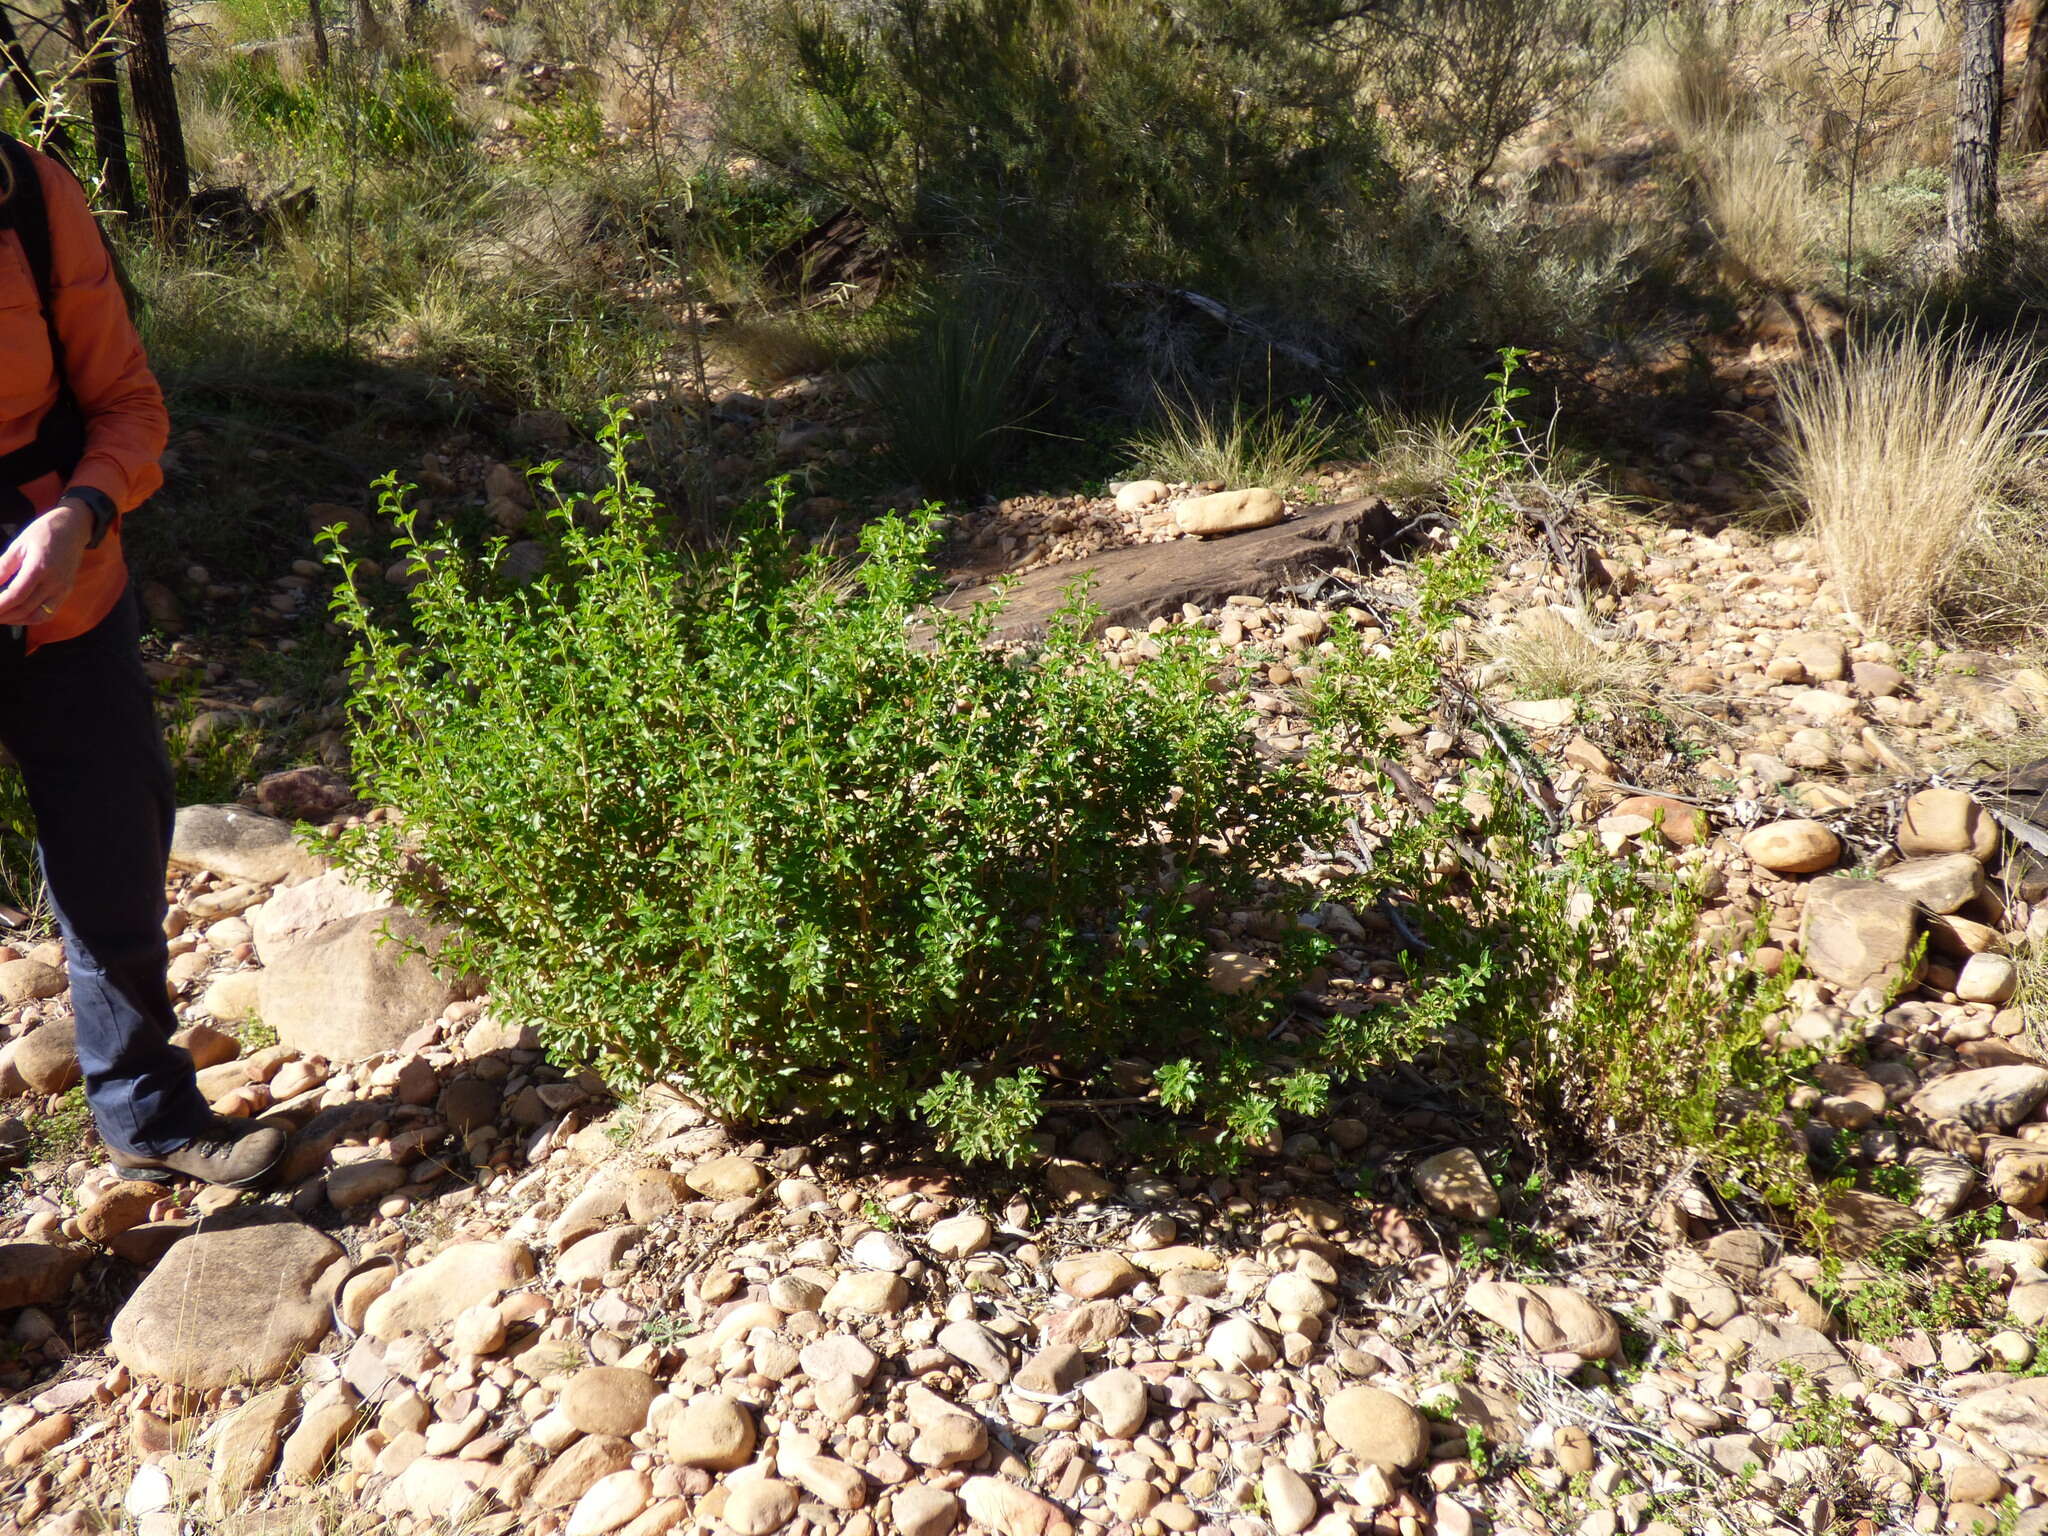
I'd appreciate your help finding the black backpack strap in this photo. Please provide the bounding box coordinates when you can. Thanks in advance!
[0,133,88,501]
[0,135,62,372]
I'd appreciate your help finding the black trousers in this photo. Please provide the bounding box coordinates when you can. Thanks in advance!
[0,586,209,1155]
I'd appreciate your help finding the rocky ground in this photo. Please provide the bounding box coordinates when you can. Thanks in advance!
[8,386,2048,1536]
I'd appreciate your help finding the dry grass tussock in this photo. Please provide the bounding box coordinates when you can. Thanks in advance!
[1700,124,1823,287]
[1774,327,2048,637]
[711,316,843,384]
[1126,394,1336,493]
[1480,606,1654,703]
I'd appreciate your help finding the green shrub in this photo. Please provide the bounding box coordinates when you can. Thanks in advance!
[326,419,1366,1161]
[1412,799,1803,1200]
[1360,0,1652,185]
[207,54,477,172]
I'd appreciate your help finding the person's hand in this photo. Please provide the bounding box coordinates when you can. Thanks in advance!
[0,501,92,626]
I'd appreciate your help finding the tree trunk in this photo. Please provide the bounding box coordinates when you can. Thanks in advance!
[120,0,190,240]
[1947,0,2004,267]
[307,0,329,73]
[63,0,137,218]
[2015,0,2048,154]
[0,4,43,120]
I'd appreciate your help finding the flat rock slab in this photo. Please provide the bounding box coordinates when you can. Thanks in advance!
[938,498,1400,641]
[111,1217,342,1389]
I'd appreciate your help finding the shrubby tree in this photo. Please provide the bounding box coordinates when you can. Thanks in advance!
[325,421,1409,1164]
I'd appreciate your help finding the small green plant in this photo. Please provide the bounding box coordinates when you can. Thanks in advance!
[1464,1423,1491,1475]
[328,414,1373,1164]
[30,1088,94,1163]
[1315,353,1535,749]
[157,684,269,807]
[860,1198,898,1232]
[640,1314,692,1349]
[1813,1207,2004,1342]
[0,769,44,919]
[1776,1368,1864,1451]
[1313,353,1808,1200]
[1458,1215,1559,1276]
[1864,1164,1921,1204]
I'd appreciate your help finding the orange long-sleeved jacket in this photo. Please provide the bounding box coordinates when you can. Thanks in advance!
[0,142,168,649]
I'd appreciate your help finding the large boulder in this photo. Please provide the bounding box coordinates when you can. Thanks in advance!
[257,907,467,1061]
[1797,877,1921,994]
[249,868,390,966]
[170,805,326,887]
[111,1218,342,1388]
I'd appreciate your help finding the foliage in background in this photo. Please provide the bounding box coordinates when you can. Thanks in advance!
[714,0,1394,395]
[327,418,1362,1162]
[1360,0,1653,185]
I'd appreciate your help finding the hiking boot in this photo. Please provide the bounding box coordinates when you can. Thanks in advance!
[108,1114,287,1190]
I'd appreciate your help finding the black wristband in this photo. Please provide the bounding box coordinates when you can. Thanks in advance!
[58,486,117,548]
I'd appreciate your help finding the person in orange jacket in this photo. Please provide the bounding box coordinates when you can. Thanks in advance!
[1,136,283,1187]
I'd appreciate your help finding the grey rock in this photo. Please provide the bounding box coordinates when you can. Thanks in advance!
[171,804,326,887]
[1909,1065,2048,1131]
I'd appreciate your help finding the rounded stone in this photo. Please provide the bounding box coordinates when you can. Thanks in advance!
[13,1021,79,1094]
[684,1156,765,1199]
[725,1479,798,1536]
[666,1394,754,1470]
[1958,952,2019,1005]
[1740,820,1841,875]
[1898,787,1999,861]
[1323,1385,1428,1470]
[563,1367,659,1437]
